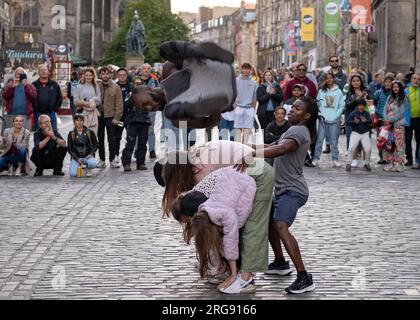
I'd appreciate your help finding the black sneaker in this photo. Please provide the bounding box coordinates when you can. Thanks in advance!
[405,161,413,167]
[304,160,315,168]
[53,171,65,176]
[34,169,43,177]
[286,273,315,294]
[137,164,148,171]
[322,145,331,154]
[377,159,386,165]
[266,260,293,276]
[150,150,157,159]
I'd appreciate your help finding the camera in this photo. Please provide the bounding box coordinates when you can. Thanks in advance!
[19,73,27,83]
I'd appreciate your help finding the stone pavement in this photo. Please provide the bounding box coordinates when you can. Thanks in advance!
[0,115,420,300]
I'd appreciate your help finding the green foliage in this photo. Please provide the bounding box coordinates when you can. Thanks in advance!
[101,0,190,66]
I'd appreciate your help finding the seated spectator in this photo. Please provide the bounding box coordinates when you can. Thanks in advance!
[67,114,98,177]
[30,115,67,176]
[0,115,30,176]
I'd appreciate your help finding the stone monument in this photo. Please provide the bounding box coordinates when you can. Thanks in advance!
[126,10,146,68]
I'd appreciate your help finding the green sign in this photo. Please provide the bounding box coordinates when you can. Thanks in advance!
[324,0,340,35]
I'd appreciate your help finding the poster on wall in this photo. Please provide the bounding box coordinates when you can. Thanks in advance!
[3,46,44,84]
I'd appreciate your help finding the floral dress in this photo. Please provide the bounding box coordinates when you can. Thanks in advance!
[383,98,405,164]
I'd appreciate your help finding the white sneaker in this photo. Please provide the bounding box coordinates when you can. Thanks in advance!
[15,167,22,177]
[333,161,342,168]
[114,156,121,165]
[351,160,358,168]
[395,164,405,172]
[358,160,365,168]
[97,160,106,168]
[8,165,14,176]
[412,163,420,169]
[384,164,396,172]
[111,159,120,168]
[219,274,256,294]
[85,169,93,177]
[312,159,319,167]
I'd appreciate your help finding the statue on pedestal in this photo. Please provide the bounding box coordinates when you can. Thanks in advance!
[126,10,145,55]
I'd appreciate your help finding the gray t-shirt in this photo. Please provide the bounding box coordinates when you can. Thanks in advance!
[273,125,311,196]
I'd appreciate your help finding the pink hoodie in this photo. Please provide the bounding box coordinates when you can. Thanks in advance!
[198,167,257,261]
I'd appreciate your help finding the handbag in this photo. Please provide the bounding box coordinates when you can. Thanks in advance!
[376,126,389,151]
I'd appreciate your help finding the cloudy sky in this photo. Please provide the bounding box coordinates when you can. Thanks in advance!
[171,0,256,13]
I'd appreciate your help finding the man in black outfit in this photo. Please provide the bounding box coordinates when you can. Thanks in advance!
[122,87,151,171]
[31,114,67,176]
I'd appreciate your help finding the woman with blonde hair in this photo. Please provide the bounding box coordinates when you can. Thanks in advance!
[74,67,102,136]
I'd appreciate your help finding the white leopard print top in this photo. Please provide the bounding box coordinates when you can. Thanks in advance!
[192,168,225,198]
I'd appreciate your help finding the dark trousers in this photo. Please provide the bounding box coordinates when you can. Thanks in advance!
[122,123,149,166]
[98,117,117,162]
[258,111,275,131]
[114,125,125,157]
[405,118,420,163]
[30,147,67,172]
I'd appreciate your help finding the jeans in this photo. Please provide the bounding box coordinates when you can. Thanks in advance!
[347,132,371,164]
[30,147,67,171]
[405,118,420,163]
[0,148,27,170]
[69,157,97,177]
[34,112,57,131]
[98,117,116,162]
[161,115,180,153]
[148,111,157,153]
[219,117,235,141]
[122,123,149,165]
[315,121,340,161]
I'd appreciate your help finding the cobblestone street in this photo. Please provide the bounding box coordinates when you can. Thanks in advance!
[1,116,420,300]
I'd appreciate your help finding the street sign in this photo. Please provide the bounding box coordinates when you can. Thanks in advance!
[365,24,374,33]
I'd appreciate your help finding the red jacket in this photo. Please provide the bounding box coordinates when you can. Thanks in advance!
[2,84,37,117]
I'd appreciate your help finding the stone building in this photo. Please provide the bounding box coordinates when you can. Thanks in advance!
[191,2,257,67]
[370,0,418,74]
[7,0,124,65]
[257,0,370,71]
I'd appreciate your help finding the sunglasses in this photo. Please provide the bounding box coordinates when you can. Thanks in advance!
[330,59,339,63]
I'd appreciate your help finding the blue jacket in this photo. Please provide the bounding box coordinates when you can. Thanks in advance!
[317,85,345,124]
[383,96,406,127]
[373,87,391,118]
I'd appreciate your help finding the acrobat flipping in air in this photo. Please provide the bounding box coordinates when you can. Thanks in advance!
[131,40,237,129]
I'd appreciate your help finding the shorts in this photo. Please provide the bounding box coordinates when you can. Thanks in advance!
[234,107,255,129]
[270,190,308,227]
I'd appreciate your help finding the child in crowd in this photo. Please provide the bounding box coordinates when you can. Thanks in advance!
[282,84,304,120]
[264,107,291,166]
[345,99,372,172]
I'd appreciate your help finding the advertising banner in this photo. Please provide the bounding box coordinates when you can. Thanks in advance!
[324,0,340,35]
[301,7,315,42]
[351,0,372,29]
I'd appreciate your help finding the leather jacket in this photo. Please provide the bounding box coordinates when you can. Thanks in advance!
[67,127,98,160]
